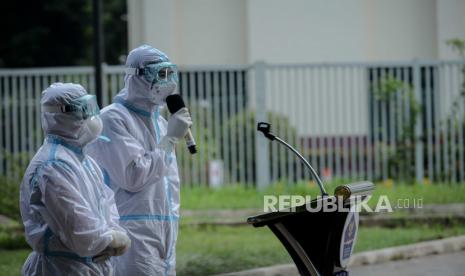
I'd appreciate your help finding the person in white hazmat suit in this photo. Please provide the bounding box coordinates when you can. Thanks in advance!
[88,45,192,275]
[20,82,131,276]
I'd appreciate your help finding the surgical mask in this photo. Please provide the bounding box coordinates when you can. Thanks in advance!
[86,116,103,137]
[81,116,103,145]
[150,81,177,105]
[42,94,100,120]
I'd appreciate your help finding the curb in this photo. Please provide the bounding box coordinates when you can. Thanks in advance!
[183,214,465,228]
[216,235,465,276]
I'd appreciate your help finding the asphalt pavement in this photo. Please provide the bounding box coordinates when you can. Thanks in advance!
[349,250,465,276]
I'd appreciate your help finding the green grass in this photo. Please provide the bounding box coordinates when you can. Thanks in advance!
[0,249,29,276]
[175,223,465,276]
[180,182,465,210]
[2,224,465,276]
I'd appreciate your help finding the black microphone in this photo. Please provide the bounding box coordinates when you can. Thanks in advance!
[166,94,197,154]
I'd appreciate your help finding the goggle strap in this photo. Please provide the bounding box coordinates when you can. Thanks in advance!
[125,67,144,76]
[42,105,79,113]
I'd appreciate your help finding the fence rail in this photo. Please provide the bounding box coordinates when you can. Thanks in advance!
[1,60,464,186]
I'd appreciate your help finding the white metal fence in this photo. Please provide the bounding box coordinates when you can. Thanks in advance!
[1,60,464,186]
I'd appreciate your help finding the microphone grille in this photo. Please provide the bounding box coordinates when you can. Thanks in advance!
[166,94,186,114]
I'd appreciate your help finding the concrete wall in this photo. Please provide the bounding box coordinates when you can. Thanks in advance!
[247,0,437,63]
[437,0,465,59]
[128,0,446,65]
[127,0,247,65]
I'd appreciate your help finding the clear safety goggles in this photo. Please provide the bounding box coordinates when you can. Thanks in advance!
[126,62,178,85]
[42,94,100,120]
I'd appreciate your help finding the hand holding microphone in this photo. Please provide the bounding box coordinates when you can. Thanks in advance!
[166,108,192,140]
[166,94,197,154]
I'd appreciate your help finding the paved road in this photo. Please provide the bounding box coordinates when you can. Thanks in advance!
[349,251,465,276]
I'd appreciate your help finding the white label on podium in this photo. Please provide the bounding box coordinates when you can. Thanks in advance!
[339,206,359,267]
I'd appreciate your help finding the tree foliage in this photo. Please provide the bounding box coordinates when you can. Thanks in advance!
[0,0,127,67]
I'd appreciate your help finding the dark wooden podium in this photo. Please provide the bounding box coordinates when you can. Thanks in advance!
[247,182,374,276]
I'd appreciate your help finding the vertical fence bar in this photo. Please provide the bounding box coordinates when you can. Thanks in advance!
[441,66,449,182]
[226,71,236,184]
[254,62,269,188]
[433,66,441,182]
[334,67,342,179]
[450,65,458,183]
[27,76,34,159]
[101,65,109,107]
[304,67,312,182]
[236,71,246,184]
[363,65,370,180]
[372,68,380,180]
[395,67,403,180]
[278,68,287,183]
[180,72,190,186]
[294,68,302,182]
[4,76,11,177]
[205,71,214,185]
[319,67,326,176]
[270,68,280,183]
[425,67,434,181]
[284,68,293,183]
[220,71,231,185]
[212,71,222,183]
[456,64,465,183]
[0,76,4,175]
[379,69,388,180]
[348,67,356,179]
[245,70,254,185]
[458,63,465,183]
[354,67,362,179]
[326,66,334,180]
[12,76,19,176]
[413,60,424,182]
[387,68,395,179]
[188,71,198,185]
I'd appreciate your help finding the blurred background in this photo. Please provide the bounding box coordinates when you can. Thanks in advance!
[1,0,465,275]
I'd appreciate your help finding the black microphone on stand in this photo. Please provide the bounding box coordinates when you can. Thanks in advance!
[166,94,197,154]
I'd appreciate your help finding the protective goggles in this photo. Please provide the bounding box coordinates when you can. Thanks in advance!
[125,62,178,85]
[42,94,100,120]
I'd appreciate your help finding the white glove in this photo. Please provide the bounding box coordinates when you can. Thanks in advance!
[166,107,193,141]
[108,230,131,256]
[93,231,131,262]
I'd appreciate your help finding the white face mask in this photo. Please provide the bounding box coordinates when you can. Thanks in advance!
[82,116,103,145]
[150,81,177,105]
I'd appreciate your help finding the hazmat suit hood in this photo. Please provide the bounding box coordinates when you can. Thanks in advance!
[115,44,174,113]
[41,82,101,148]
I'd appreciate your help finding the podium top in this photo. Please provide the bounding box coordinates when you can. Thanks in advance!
[247,181,374,227]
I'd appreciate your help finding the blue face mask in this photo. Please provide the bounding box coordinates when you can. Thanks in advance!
[42,94,100,120]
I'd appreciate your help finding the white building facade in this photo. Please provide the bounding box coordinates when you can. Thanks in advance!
[127,0,465,65]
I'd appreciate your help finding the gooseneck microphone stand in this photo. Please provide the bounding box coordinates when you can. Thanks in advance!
[257,122,328,197]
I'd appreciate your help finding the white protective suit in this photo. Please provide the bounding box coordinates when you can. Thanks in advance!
[88,45,181,275]
[20,83,126,276]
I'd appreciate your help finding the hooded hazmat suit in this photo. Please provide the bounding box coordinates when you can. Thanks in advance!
[87,45,183,275]
[19,83,128,276]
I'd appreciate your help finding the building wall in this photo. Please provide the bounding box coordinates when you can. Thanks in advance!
[128,0,445,65]
[127,0,247,65]
[437,0,465,59]
[247,0,437,63]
